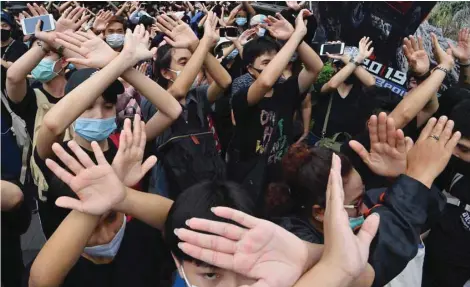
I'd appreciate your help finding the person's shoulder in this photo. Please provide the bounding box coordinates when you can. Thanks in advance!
[274,214,323,244]
[12,40,28,50]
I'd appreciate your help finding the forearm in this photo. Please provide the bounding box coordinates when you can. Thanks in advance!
[169,39,211,99]
[390,70,446,129]
[354,66,376,87]
[122,68,182,120]
[203,52,232,89]
[145,112,176,141]
[233,40,244,57]
[417,93,439,128]
[1,180,24,211]
[29,211,99,287]
[298,41,323,75]
[37,54,131,159]
[115,187,173,230]
[222,44,236,58]
[324,63,356,91]
[459,65,470,85]
[295,262,352,287]
[301,96,312,135]
[243,2,256,16]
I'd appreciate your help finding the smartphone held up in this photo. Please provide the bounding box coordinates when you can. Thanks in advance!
[320,42,345,56]
[21,14,55,35]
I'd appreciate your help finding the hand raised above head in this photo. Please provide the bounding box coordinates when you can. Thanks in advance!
[156,14,199,50]
[262,13,294,41]
[403,35,430,75]
[431,32,455,71]
[448,28,470,64]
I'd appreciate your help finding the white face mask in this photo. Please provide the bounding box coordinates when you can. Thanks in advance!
[167,68,181,82]
[106,33,125,48]
[180,264,199,287]
[83,215,126,258]
[257,27,266,37]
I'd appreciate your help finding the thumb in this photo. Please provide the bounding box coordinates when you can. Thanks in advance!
[66,58,90,67]
[405,137,414,152]
[140,156,158,176]
[35,19,42,34]
[349,140,370,164]
[357,213,380,248]
[150,47,157,56]
[56,196,84,212]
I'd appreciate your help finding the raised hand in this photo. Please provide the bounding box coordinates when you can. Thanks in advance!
[45,141,126,215]
[156,14,199,51]
[294,9,311,37]
[175,207,311,287]
[403,35,430,75]
[448,28,470,64]
[325,41,350,64]
[349,112,413,178]
[431,32,455,71]
[56,30,117,68]
[93,10,113,32]
[55,6,90,33]
[286,1,305,11]
[120,24,157,64]
[137,62,149,76]
[202,12,220,48]
[112,115,157,187]
[356,36,374,62]
[262,13,294,41]
[406,116,461,188]
[321,154,380,281]
[22,3,55,48]
[238,28,257,45]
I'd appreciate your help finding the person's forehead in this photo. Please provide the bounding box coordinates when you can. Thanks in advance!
[258,51,276,60]
[106,22,124,30]
[172,48,192,60]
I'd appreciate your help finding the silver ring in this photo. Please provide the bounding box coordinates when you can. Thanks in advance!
[429,135,440,141]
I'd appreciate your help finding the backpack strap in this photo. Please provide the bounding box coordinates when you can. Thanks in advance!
[321,94,333,138]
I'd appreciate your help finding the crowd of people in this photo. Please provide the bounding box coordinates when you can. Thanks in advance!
[1,1,470,287]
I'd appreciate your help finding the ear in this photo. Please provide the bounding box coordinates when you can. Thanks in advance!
[312,205,325,222]
[60,58,69,69]
[161,68,173,81]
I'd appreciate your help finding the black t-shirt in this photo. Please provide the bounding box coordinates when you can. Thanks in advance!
[22,218,172,287]
[11,84,61,137]
[311,86,365,138]
[274,214,324,244]
[33,139,118,238]
[231,76,304,180]
[1,40,28,93]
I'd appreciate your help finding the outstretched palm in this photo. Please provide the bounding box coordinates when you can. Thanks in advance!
[176,207,310,287]
[46,141,126,215]
[112,115,158,187]
[156,14,199,49]
[403,36,430,75]
[264,13,294,41]
[449,28,470,63]
[350,113,412,178]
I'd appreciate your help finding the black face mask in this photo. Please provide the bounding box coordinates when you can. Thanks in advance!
[1,29,11,42]
[447,156,470,177]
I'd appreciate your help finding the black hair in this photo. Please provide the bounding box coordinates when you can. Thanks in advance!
[450,99,470,139]
[102,91,118,105]
[265,144,353,218]
[153,43,173,88]
[139,15,155,29]
[242,36,280,67]
[164,181,255,262]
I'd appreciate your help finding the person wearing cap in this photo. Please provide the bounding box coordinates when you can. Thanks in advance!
[26,26,181,287]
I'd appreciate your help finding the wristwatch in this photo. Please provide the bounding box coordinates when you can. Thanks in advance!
[349,57,361,67]
[457,60,470,67]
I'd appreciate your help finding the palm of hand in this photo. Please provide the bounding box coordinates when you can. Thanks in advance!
[93,18,108,31]
[233,222,306,287]
[409,50,430,74]
[80,38,117,68]
[367,143,406,177]
[172,24,198,47]
[56,18,80,33]
[269,21,294,40]
[454,41,470,61]
[112,157,143,187]
[69,165,126,215]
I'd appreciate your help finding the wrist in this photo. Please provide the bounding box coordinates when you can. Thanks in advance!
[293,29,306,40]
[308,261,354,287]
[457,58,470,66]
[354,56,365,64]
[114,187,130,213]
[405,168,433,189]
[438,61,454,71]
[188,39,200,53]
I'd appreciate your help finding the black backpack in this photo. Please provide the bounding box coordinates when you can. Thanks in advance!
[157,98,226,200]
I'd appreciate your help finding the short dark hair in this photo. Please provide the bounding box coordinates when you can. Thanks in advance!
[153,43,173,88]
[139,15,155,29]
[450,99,470,139]
[107,15,127,31]
[164,181,255,262]
[242,36,280,67]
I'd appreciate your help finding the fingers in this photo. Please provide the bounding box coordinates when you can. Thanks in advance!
[418,36,424,50]
[418,117,437,142]
[45,158,74,186]
[395,129,406,153]
[186,217,247,241]
[72,7,85,22]
[51,142,84,174]
[349,140,370,164]
[368,115,379,143]
[34,19,42,34]
[430,116,448,138]
[175,228,237,254]
[76,31,95,40]
[357,213,380,247]
[55,196,84,211]
[27,3,40,16]
[132,114,142,148]
[91,141,107,166]
[67,6,82,20]
[56,32,83,47]
[62,6,73,18]
[405,137,414,152]
[386,117,396,148]
[124,118,133,149]
[410,35,419,51]
[177,242,234,270]
[141,156,158,176]
[211,207,259,229]
[67,141,95,168]
[445,131,461,151]
[139,121,147,150]
[440,119,455,143]
[156,23,170,35]
[377,112,388,143]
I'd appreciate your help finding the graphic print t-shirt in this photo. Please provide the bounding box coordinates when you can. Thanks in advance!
[231,76,303,180]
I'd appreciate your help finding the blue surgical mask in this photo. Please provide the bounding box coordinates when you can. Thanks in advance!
[257,27,266,37]
[74,117,117,142]
[84,215,126,258]
[235,17,247,26]
[106,33,125,48]
[227,49,239,60]
[349,215,365,230]
[31,58,60,83]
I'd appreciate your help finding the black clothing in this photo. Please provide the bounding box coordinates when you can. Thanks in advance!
[1,40,28,93]
[23,219,172,287]
[274,214,323,244]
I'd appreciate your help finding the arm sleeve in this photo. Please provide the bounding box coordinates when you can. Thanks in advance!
[129,10,140,24]
[367,174,442,287]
